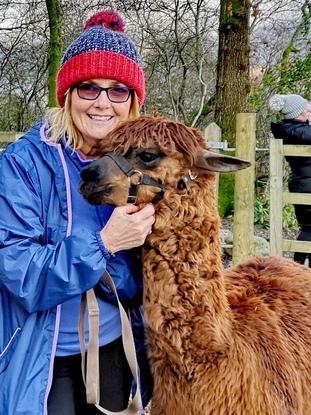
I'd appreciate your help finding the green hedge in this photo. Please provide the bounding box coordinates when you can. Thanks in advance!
[217,174,235,217]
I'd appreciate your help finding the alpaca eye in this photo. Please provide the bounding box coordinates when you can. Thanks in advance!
[138,151,159,165]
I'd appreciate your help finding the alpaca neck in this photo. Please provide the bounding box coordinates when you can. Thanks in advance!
[142,179,231,360]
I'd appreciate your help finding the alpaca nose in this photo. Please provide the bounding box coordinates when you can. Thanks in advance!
[80,165,101,182]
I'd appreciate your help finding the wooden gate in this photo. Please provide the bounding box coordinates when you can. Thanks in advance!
[270,139,311,256]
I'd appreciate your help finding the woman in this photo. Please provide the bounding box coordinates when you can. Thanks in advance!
[269,93,311,266]
[0,9,154,415]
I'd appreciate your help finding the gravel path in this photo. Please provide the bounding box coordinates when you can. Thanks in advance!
[221,218,299,268]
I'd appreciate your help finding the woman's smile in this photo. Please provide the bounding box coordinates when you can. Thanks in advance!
[71,78,132,154]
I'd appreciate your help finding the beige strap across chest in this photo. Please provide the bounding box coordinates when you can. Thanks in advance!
[78,271,144,414]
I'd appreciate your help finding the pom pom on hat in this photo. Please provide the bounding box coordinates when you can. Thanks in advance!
[84,9,125,32]
[269,94,308,119]
[269,95,285,112]
[56,9,144,108]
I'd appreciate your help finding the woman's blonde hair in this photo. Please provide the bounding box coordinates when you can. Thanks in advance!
[45,89,140,150]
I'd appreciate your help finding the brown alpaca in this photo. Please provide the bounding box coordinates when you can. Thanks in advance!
[80,116,311,415]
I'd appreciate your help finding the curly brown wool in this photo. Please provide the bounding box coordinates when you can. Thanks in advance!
[80,116,311,415]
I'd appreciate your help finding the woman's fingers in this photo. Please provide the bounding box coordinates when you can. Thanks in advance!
[100,204,155,253]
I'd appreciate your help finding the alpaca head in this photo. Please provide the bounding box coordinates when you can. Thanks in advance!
[79,116,250,206]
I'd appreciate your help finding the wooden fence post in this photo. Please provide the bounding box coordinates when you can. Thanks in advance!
[269,139,283,256]
[0,132,23,142]
[204,122,222,198]
[204,122,222,143]
[232,113,256,265]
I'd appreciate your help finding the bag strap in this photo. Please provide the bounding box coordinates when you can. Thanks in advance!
[79,271,144,415]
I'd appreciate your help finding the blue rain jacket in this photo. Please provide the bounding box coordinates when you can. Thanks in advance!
[0,122,152,415]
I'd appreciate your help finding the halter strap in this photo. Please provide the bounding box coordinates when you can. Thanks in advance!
[104,152,164,203]
[102,153,197,202]
[177,170,198,190]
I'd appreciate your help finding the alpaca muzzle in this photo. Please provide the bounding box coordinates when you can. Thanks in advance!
[80,152,165,204]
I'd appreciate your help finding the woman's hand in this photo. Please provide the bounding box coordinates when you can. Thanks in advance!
[100,204,155,254]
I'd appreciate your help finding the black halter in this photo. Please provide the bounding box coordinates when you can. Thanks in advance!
[103,152,197,204]
[103,152,165,204]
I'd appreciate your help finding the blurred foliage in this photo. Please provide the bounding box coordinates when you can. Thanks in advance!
[254,193,270,228]
[254,190,298,231]
[217,174,235,218]
[283,204,298,231]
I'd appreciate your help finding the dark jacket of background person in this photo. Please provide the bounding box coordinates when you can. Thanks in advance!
[271,119,311,225]
[270,93,311,265]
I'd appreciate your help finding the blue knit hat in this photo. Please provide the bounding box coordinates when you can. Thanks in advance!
[56,9,145,107]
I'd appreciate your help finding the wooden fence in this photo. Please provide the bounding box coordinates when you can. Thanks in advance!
[270,139,311,256]
[0,132,23,143]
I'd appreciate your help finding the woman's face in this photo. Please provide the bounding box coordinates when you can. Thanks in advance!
[304,103,311,123]
[71,78,132,152]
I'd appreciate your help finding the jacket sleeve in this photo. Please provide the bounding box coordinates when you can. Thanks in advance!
[94,247,143,307]
[0,150,109,313]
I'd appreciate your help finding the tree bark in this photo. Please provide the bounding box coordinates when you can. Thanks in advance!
[214,0,251,147]
[45,0,62,108]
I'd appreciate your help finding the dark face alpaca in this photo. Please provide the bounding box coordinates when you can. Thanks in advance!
[79,148,168,206]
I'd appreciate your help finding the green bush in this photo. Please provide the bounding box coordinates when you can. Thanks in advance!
[283,204,298,231]
[254,195,270,228]
[217,174,235,217]
[254,192,298,230]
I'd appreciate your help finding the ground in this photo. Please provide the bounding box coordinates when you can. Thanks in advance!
[221,218,298,268]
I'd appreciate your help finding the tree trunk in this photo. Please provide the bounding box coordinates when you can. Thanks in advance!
[45,0,62,108]
[214,0,251,147]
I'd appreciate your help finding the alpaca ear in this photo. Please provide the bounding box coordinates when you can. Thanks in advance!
[194,149,251,172]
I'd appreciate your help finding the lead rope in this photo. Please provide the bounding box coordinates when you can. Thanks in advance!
[79,271,144,415]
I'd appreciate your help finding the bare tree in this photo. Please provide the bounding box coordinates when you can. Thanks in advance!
[0,0,48,130]
[214,0,251,147]
[116,0,218,126]
[45,0,62,107]
[1,0,311,134]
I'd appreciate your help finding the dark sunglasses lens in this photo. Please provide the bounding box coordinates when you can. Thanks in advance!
[77,84,101,100]
[108,86,131,102]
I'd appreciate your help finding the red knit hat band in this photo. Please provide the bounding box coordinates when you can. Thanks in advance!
[56,50,145,107]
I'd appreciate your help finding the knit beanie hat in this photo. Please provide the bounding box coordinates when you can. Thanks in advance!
[269,94,308,119]
[56,9,145,108]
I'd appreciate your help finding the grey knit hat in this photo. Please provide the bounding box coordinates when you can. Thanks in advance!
[269,94,308,119]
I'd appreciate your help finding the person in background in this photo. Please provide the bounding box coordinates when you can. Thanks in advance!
[269,93,311,266]
[0,9,153,415]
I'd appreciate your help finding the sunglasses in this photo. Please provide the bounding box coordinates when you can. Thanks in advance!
[74,83,133,103]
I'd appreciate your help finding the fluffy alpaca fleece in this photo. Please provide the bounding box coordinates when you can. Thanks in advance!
[79,116,311,415]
